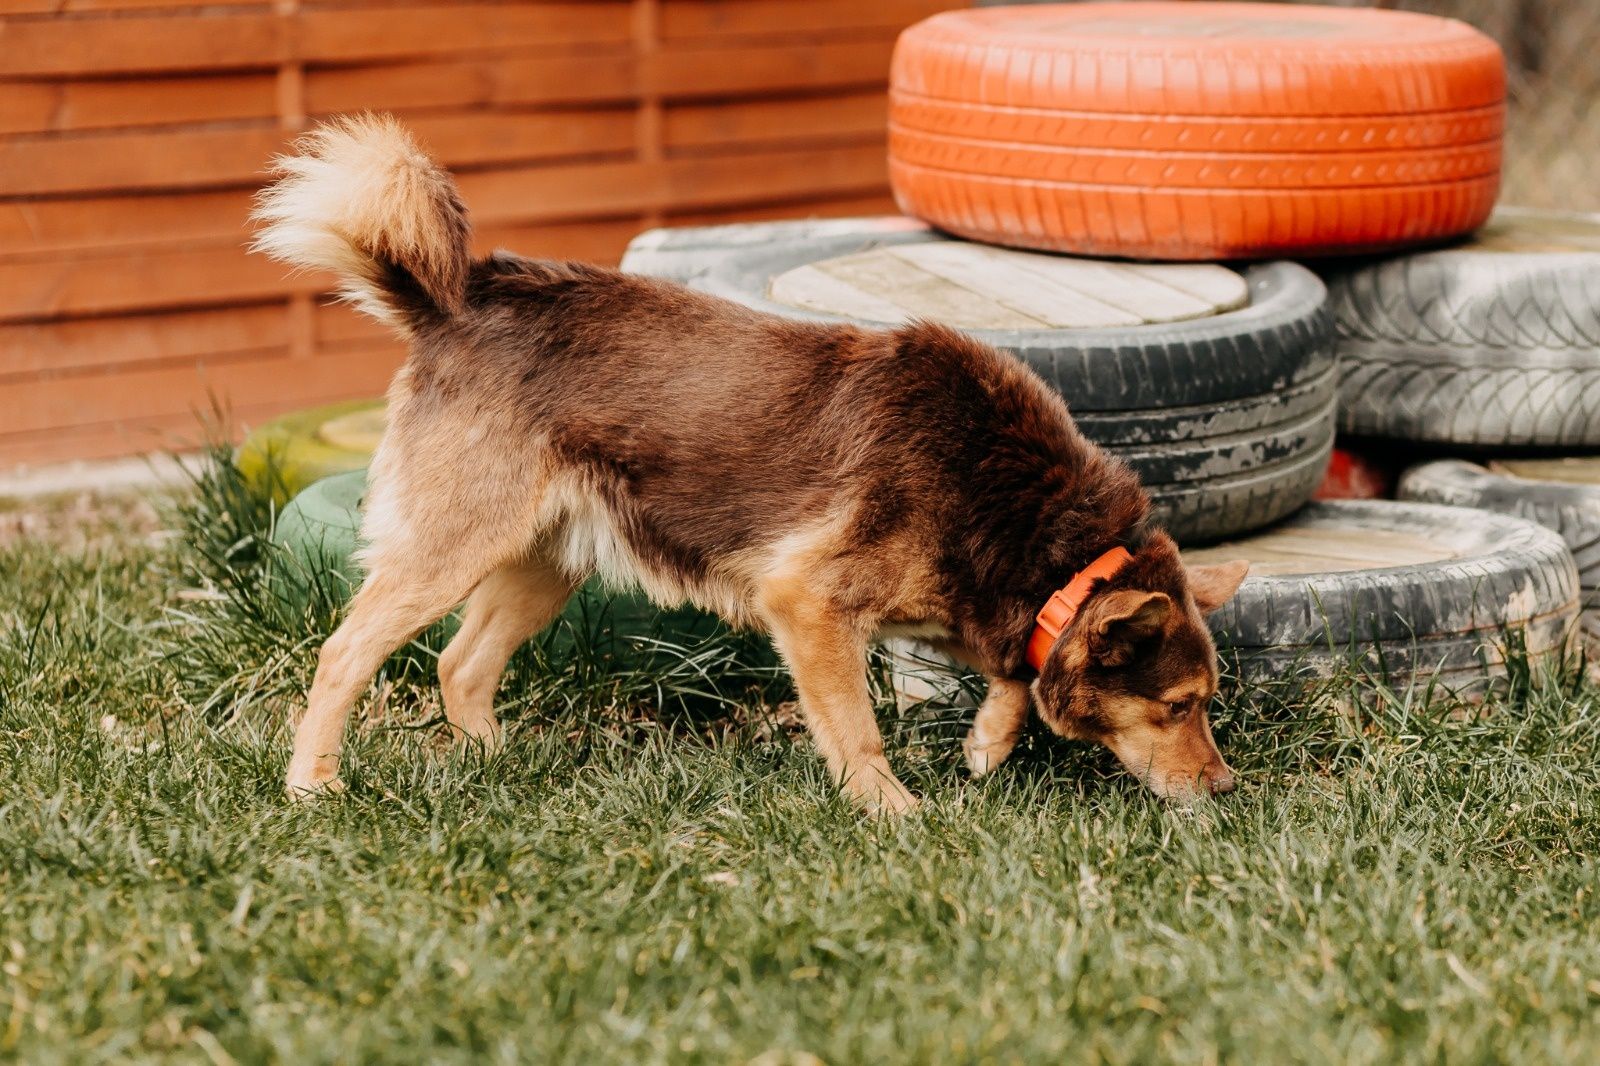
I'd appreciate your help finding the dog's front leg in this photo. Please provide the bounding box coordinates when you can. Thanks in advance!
[963,677,1031,777]
[762,587,916,815]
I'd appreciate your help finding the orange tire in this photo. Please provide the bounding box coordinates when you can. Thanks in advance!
[889,2,1505,259]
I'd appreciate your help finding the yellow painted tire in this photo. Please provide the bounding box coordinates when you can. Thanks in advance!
[236,399,386,506]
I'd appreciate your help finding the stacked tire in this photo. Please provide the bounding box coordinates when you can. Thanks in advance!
[1190,501,1577,689]
[1320,207,1600,647]
[1330,208,1600,448]
[623,217,1334,545]
[1400,458,1600,645]
[888,2,1505,260]
[623,217,1582,692]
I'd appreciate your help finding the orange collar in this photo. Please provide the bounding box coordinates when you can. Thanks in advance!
[1025,547,1133,672]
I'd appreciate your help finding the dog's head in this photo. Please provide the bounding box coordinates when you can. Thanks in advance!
[1033,533,1248,800]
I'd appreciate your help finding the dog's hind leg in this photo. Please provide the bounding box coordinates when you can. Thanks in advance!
[284,456,538,798]
[437,557,578,750]
[760,580,917,815]
[285,555,492,798]
[963,677,1031,777]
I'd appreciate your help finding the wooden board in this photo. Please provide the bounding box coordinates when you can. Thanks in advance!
[1183,527,1458,578]
[1463,207,1600,253]
[662,0,959,40]
[769,242,1248,329]
[665,91,886,151]
[0,343,404,439]
[0,142,886,258]
[1490,456,1600,485]
[0,4,634,77]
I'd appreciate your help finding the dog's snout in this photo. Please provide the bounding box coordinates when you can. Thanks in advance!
[1205,766,1236,795]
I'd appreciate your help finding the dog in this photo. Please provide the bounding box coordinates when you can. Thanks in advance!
[253,115,1249,813]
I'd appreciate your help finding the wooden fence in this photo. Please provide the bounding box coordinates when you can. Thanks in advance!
[0,0,964,468]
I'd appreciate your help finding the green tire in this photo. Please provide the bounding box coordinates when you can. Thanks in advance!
[273,470,729,649]
[238,399,386,506]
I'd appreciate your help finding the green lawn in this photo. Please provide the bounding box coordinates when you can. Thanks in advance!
[3,460,1600,1065]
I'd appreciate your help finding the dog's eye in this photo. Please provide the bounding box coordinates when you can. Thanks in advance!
[1166,701,1191,721]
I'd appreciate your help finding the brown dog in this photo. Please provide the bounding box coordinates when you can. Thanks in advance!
[254,115,1249,812]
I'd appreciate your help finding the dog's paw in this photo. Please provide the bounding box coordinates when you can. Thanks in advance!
[843,760,920,817]
[865,785,921,817]
[962,730,1014,778]
[285,767,346,801]
[446,722,504,757]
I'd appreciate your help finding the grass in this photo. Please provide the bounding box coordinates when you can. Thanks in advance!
[3,454,1600,1064]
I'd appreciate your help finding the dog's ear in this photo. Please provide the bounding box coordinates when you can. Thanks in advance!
[1187,560,1249,615]
[1085,589,1171,666]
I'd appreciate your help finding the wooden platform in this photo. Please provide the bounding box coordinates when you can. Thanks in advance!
[1184,526,1457,578]
[769,242,1247,328]
[1491,456,1600,485]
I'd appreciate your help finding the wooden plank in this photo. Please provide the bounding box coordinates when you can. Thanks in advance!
[0,142,886,258]
[304,37,895,118]
[647,37,893,98]
[0,212,644,328]
[767,265,911,323]
[1184,527,1456,578]
[664,191,898,226]
[297,4,633,66]
[0,71,275,136]
[0,243,311,322]
[0,127,285,198]
[0,342,404,437]
[1490,457,1600,485]
[0,188,252,259]
[811,254,1048,329]
[410,109,637,170]
[0,4,630,77]
[473,217,643,264]
[767,243,1249,330]
[308,53,638,115]
[0,402,274,468]
[456,143,887,224]
[0,12,287,77]
[0,303,288,378]
[0,110,638,197]
[664,90,886,150]
[893,244,1244,326]
[0,35,893,137]
[662,0,961,40]
[0,1,261,12]
[886,244,1144,328]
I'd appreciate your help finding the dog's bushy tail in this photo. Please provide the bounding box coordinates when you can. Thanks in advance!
[252,114,470,332]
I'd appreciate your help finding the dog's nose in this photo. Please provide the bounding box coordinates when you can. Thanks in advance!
[1206,768,1236,795]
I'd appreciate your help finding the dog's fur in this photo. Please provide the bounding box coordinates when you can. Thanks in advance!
[254,115,1249,812]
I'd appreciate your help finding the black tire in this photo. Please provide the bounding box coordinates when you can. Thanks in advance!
[1397,459,1600,635]
[689,222,1332,411]
[624,217,1334,542]
[1196,500,1580,688]
[236,398,384,506]
[1325,207,1600,447]
[1154,436,1334,545]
